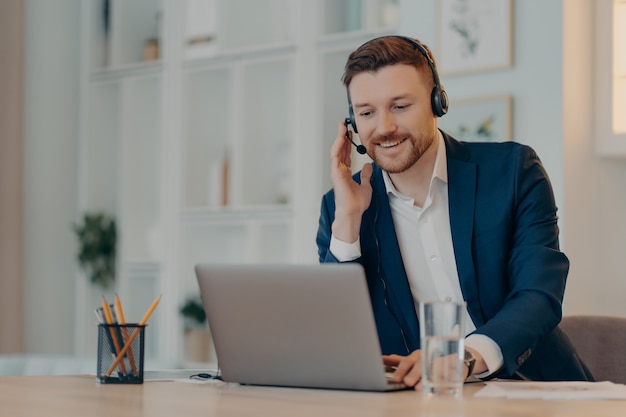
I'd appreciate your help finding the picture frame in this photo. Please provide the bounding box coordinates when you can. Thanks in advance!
[437,0,513,75]
[438,95,512,142]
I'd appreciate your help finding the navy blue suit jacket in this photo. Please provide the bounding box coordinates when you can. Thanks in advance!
[317,132,592,381]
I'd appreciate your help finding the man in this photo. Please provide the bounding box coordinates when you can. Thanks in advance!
[316,36,592,389]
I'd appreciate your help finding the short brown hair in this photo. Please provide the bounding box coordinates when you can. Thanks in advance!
[342,36,437,90]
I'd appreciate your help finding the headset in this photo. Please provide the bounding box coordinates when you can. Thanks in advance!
[345,36,448,154]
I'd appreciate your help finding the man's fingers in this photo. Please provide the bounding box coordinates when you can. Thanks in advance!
[382,354,404,366]
[360,162,373,185]
[330,121,351,161]
[383,351,423,387]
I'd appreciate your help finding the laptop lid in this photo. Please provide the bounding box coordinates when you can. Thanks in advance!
[194,263,406,391]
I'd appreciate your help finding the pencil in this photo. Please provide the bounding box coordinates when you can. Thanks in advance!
[114,294,138,376]
[104,295,162,378]
[138,294,162,326]
[102,296,128,376]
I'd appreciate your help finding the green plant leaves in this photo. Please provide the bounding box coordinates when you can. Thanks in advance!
[73,212,116,289]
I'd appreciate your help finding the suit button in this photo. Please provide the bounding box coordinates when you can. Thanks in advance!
[517,348,532,366]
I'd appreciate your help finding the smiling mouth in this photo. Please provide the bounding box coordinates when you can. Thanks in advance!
[377,138,407,148]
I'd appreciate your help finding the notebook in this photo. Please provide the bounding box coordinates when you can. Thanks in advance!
[194,263,408,391]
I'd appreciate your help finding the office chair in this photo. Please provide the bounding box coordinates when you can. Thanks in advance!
[560,315,626,384]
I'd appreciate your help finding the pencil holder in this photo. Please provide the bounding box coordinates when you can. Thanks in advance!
[97,323,145,384]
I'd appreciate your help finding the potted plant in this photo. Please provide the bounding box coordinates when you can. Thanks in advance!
[73,212,117,289]
[180,297,212,363]
[180,297,206,329]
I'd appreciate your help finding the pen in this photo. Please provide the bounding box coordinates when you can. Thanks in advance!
[104,294,162,378]
[102,296,128,376]
[114,294,138,376]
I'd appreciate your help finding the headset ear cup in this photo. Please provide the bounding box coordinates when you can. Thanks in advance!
[431,86,448,117]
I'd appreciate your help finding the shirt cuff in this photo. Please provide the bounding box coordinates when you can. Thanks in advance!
[329,235,361,262]
[465,334,504,378]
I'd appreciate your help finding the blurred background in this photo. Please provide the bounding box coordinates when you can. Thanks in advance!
[1,0,625,370]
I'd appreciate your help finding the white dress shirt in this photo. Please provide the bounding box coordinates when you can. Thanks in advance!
[330,131,503,377]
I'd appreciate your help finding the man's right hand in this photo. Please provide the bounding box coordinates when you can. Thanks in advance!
[330,121,373,244]
[383,351,423,390]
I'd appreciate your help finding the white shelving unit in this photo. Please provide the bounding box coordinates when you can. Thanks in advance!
[76,0,400,365]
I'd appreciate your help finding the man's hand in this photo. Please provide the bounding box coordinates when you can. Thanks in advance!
[330,121,373,243]
[383,351,423,389]
[384,348,479,390]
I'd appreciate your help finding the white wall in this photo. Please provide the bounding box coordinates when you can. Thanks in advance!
[562,0,626,316]
[23,0,80,353]
[21,0,626,355]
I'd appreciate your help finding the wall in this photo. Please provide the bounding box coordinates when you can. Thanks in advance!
[0,0,24,353]
[562,0,626,316]
[23,0,80,353]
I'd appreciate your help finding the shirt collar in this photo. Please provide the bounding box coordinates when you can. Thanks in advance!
[382,130,448,203]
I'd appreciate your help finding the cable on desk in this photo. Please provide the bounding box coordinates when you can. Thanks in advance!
[189,372,222,381]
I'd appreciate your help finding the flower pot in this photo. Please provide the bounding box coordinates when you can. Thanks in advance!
[184,329,213,363]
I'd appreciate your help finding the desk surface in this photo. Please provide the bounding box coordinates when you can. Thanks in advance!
[0,375,623,417]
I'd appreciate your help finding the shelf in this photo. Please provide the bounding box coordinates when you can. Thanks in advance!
[183,0,295,61]
[217,0,294,50]
[181,206,293,224]
[90,61,163,83]
[183,42,296,70]
[238,58,293,206]
[320,0,399,37]
[89,0,163,71]
[78,0,403,365]
[182,56,294,209]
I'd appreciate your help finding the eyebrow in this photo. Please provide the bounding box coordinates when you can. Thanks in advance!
[352,94,412,110]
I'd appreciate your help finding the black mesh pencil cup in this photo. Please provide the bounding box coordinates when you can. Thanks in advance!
[97,323,145,384]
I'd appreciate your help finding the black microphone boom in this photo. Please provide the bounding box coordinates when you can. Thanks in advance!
[344,118,367,155]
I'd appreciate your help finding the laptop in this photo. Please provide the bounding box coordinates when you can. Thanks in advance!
[194,263,408,391]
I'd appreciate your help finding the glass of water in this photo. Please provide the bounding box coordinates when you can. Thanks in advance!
[419,300,466,398]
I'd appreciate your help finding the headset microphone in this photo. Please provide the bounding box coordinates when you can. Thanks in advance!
[344,118,367,155]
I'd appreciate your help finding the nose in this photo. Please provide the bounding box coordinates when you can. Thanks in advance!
[376,111,397,137]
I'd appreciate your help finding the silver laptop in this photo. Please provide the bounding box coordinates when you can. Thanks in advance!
[194,263,408,391]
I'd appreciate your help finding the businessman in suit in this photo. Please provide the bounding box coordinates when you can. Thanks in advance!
[316,36,592,388]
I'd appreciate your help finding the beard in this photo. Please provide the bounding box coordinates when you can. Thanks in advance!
[367,131,436,174]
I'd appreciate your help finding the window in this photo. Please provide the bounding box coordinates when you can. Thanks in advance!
[595,0,626,156]
[613,0,625,134]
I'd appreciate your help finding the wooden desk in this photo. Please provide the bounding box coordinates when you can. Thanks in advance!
[0,375,623,417]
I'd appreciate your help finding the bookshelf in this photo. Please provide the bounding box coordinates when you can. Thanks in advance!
[77,0,400,365]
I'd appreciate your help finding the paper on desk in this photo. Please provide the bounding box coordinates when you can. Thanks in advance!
[475,381,626,400]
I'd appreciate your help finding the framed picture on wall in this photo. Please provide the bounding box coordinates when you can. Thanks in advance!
[439,95,512,142]
[437,0,513,75]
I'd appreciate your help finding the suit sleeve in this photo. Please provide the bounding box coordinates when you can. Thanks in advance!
[472,145,569,378]
[317,191,340,263]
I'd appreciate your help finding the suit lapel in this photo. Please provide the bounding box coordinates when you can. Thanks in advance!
[370,167,420,348]
[444,136,484,326]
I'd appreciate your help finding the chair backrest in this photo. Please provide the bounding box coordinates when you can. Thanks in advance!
[560,315,626,384]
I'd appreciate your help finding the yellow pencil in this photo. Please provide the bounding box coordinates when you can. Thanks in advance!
[102,296,128,376]
[104,295,162,378]
[138,294,162,326]
[114,294,137,376]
